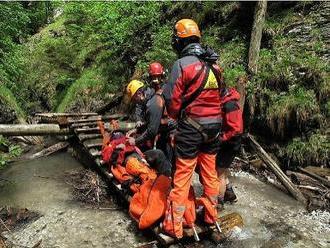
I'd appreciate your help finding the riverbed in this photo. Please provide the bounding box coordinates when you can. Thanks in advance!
[0,153,329,247]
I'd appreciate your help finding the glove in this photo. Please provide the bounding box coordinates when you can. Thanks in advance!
[128,137,136,146]
[167,118,177,130]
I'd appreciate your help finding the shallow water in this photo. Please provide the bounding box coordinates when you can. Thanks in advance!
[0,153,147,248]
[198,172,330,248]
[0,154,329,248]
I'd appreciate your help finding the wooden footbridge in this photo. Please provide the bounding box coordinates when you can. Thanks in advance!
[0,112,244,246]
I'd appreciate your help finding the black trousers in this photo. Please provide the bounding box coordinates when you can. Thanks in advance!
[216,135,242,168]
[175,120,221,159]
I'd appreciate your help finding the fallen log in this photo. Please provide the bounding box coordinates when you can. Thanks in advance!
[28,142,69,160]
[298,167,330,188]
[286,171,326,189]
[0,124,70,136]
[247,134,307,204]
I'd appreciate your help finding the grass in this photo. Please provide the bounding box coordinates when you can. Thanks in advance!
[266,87,319,137]
[280,132,329,167]
[0,84,26,123]
[56,67,108,112]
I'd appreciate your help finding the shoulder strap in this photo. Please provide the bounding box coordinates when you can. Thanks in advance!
[184,63,206,91]
[181,62,210,111]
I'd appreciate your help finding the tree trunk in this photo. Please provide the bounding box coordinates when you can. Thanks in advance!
[236,75,248,110]
[248,0,268,74]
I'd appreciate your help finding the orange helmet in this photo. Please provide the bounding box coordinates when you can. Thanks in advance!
[174,19,201,38]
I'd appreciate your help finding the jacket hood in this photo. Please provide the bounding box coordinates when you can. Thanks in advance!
[180,43,219,63]
[221,87,240,103]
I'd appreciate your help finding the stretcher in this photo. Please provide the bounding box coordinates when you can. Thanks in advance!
[69,118,244,246]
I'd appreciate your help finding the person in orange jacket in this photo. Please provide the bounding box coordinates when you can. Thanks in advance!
[216,87,243,206]
[162,19,222,238]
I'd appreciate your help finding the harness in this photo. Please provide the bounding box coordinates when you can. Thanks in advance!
[180,59,224,143]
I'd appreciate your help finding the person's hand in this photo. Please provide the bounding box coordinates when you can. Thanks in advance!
[168,118,177,130]
[135,121,144,128]
[128,137,136,146]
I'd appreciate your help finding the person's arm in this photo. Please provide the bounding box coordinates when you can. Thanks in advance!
[221,100,243,142]
[163,61,184,120]
[135,96,163,146]
[134,103,144,122]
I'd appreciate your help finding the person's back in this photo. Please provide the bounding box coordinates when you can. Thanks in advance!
[164,43,222,125]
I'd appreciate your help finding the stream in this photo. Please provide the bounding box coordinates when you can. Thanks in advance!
[0,153,329,247]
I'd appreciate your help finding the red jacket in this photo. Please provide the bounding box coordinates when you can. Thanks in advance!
[101,137,144,167]
[221,88,243,142]
[163,43,222,125]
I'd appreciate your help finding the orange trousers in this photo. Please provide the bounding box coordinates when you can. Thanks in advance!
[163,153,220,238]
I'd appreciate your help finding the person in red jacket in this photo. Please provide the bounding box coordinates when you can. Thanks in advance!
[162,19,222,238]
[216,87,243,205]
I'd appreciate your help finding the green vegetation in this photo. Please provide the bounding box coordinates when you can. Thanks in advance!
[280,132,329,168]
[0,1,328,168]
[0,135,22,167]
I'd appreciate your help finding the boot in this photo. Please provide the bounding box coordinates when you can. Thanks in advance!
[217,195,224,211]
[224,185,237,203]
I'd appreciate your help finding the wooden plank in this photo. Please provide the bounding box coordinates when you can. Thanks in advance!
[90,150,102,157]
[35,112,98,117]
[70,122,99,128]
[247,134,307,204]
[75,127,102,134]
[68,114,127,124]
[75,122,135,134]
[0,124,70,136]
[85,143,102,149]
[78,134,102,141]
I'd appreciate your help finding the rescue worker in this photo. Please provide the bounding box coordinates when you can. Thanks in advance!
[216,87,243,205]
[126,78,167,151]
[148,62,166,92]
[162,19,223,238]
[129,80,155,125]
[132,62,164,126]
